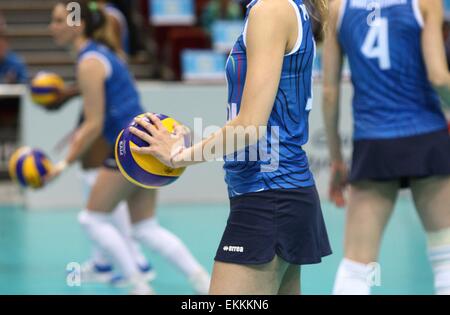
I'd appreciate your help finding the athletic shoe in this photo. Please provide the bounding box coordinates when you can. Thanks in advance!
[79,261,114,284]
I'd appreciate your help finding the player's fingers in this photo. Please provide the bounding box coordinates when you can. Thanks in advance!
[129,127,155,145]
[148,113,165,131]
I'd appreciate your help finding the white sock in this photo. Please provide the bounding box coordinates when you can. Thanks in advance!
[78,210,140,278]
[79,169,112,267]
[111,202,150,268]
[333,258,372,295]
[428,228,450,295]
[429,246,450,295]
[133,217,203,278]
[79,169,149,269]
[129,241,149,268]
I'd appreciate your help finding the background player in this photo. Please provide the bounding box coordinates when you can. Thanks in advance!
[323,0,450,294]
[47,0,210,294]
[40,1,153,285]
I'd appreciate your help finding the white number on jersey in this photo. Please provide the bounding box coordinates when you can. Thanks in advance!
[361,18,391,70]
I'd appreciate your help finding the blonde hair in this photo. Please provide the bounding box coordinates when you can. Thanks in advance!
[62,0,125,59]
[306,0,329,30]
[92,14,126,59]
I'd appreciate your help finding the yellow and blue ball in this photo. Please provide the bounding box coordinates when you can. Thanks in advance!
[8,147,53,189]
[115,114,186,189]
[30,72,64,106]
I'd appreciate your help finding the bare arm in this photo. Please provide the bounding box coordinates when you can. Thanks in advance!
[322,0,344,163]
[64,58,105,165]
[132,0,295,167]
[322,0,347,207]
[421,0,450,108]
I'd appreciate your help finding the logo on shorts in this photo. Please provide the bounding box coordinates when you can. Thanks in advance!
[223,245,244,253]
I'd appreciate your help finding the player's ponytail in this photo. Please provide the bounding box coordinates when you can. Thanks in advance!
[63,0,124,58]
[301,0,328,42]
[305,0,328,29]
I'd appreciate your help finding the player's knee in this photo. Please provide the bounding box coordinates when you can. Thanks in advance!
[78,209,111,229]
[133,217,182,253]
[133,217,159,244]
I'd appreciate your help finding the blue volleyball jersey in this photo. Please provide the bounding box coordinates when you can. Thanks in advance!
[78,41,143,144]
[338,0,447,140]
[224,0,315,198]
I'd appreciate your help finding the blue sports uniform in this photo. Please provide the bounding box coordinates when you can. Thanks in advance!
[0,51,28,84]
[78,41,143,145]
[337,0,450,185]
[224,0,316,198]
[215,0,331,265]
[338,0,447,140]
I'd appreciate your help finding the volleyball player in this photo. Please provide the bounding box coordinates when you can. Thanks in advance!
[47,0,210,294]
[42,1,152,285]
[323,0,450,294]
[130,0,331,294]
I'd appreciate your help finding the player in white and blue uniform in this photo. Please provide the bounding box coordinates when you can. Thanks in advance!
[131,0,331,294]
[224,1,316,196]
[47,0,210,294]
[40,0,153,286]
[219,0,331,267]
[323,0,450,294]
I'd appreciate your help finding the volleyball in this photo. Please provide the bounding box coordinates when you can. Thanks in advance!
[8,147,54,189]
[115,114,187,189]
[30,72,64,106]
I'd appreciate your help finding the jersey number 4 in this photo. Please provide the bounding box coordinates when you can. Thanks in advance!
[361,18,391,70]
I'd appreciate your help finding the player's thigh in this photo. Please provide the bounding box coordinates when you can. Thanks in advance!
[277,264,301,295]
[209,255,289,295]
[411,176,450,232]
[86,167,135,213]
[344,180,399,262]
[127,188,157,223]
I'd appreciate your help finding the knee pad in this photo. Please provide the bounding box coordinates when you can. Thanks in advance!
[133,217,159,242]
[79,170,99,187]
[78,209,111,229]
[78,170,99,200]
[111,202,132,233]
[133,218,182,254]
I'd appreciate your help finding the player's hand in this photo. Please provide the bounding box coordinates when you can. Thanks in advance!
[329,160,348,208]
[42,86,80,111]
[129,114,187,169]
[44,160,68,184]
[42,89,70,111]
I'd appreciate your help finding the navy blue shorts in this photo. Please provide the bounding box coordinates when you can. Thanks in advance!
[349,128,450,188]
[215,186,332,265]
[103,151,119,170]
